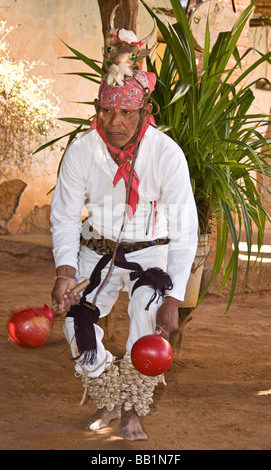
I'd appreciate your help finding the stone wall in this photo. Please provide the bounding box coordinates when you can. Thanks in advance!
[0,0,103,233]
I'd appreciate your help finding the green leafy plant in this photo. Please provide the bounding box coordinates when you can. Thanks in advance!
[37,0,271,311]
[142,0,271,309]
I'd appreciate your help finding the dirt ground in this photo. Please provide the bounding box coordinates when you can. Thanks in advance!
[0,234,271,451]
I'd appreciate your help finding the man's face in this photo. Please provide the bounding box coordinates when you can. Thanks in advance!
[95,99,152,148]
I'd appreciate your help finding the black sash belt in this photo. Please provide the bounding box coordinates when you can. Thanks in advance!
[67,245,173,366]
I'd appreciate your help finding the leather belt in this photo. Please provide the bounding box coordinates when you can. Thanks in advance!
[80,235,170,256]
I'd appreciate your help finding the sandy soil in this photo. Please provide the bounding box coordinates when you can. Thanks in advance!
[0,235,271,451]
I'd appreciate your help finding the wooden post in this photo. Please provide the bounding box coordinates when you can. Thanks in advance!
[170,308,194,356]
[257,106,271,228]
[97,0,139,36]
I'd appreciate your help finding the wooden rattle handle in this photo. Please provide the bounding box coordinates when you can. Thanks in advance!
[71,279,90,294]
[52,279,91,314]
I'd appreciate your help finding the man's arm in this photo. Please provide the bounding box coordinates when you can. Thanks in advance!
[155,296,180,338]
[50,140,88,314]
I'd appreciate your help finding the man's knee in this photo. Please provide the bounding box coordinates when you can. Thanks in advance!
[129,284,163,313]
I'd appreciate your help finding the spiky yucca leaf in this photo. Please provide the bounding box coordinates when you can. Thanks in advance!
[142,0,271,311]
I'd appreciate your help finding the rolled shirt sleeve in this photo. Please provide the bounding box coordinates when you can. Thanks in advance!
[50,141,87,269]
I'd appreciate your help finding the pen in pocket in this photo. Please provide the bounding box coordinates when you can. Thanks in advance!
[146,201,157,236]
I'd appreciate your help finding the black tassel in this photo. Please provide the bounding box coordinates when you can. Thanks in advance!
[67,301,100,365]
[65,252,112,366]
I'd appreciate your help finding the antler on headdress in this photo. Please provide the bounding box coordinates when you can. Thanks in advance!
[103,4,157,86]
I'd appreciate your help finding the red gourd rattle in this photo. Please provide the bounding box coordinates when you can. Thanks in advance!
[131,334,173,376]
[7,279,90,348]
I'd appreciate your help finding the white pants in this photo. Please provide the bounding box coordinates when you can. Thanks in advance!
[63,244,168,378]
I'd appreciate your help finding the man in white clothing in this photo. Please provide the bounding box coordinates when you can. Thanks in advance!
[50,70,198,441]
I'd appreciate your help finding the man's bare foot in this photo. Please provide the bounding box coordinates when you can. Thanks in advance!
[118,409,148,441]
[83,407,121,431]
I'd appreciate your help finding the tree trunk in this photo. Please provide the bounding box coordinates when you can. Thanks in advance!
[97,0,139,36]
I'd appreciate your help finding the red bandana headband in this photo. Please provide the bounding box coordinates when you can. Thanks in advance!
[98,70,156,110]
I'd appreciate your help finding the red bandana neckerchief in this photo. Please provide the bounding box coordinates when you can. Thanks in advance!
[91,116,154,219]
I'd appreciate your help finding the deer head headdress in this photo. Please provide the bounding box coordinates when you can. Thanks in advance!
[103,4,156,86]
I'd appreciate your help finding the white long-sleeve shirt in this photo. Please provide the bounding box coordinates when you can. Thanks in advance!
[50,125,198,300]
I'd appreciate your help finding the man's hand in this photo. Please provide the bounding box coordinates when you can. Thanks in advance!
[51,265,79,315]
[155,296,180,339]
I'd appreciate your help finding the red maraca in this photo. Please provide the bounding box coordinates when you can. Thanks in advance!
[7,278,90,348]
[8,305,55,348]
[131,334,173,376]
